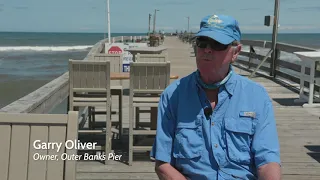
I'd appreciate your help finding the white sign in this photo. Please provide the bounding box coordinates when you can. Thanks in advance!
[105,43,148,72]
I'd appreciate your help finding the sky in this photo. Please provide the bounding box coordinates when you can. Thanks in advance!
[0,0,320,33]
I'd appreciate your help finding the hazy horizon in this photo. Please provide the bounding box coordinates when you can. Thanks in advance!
[1,31,320,35]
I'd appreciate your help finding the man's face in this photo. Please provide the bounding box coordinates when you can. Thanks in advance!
[195,36,240,79]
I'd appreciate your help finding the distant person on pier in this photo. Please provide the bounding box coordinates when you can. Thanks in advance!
[151,14,281,180]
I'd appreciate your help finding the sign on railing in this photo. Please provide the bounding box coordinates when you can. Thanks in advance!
[107,46,122,54]
[105,42,148,72]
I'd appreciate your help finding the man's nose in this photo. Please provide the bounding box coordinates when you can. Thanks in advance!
[204,44,212,53]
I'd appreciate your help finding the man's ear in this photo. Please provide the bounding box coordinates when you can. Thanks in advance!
[231,45,242,62]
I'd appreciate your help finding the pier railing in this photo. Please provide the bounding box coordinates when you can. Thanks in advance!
[0,36,148,114]
[181,34,320,94]
[236,40,320,96]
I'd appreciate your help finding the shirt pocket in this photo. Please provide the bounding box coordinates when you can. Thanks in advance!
[173,119,203,159]
[224,117,255,165]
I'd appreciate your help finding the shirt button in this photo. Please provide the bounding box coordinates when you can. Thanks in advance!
[211,122,215,126]
[214,144,218,148]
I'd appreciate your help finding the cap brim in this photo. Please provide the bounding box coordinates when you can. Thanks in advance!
[195,30,234,45]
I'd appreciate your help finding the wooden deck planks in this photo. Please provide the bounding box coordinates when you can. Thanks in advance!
[76,37,320,180]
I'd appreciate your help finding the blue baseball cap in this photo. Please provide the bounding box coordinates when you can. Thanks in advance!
[195,14,241,45]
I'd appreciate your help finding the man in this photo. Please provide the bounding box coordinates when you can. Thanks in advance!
[150,14,281,180]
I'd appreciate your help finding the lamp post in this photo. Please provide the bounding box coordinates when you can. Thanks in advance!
[107,0,111,44]
[153,9,159,34]
[186,16,190,33]
[148,13,152,36]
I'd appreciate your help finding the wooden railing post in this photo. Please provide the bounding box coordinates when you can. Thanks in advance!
[248,45,254,69]
[270,0,280,78]
[67,95,69,113]
[275,49,280,78]
[270,48,280,78]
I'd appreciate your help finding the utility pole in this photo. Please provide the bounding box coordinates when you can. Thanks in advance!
[270,0,280,77]
[153,9,159,33]
[148,13,152,36]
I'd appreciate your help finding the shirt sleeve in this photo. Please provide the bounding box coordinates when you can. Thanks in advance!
[252,99,281,168]
[150,91,176,165]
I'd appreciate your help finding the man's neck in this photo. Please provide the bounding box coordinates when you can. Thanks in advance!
[200,65,230,84]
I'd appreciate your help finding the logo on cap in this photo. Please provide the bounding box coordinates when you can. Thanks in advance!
[208,15,223,24]
[205,15,224,29]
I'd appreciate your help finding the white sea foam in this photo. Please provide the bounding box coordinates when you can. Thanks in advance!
[0,45,93,52]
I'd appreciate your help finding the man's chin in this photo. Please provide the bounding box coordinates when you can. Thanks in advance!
[198,69,216,75]
[198,69,222,81]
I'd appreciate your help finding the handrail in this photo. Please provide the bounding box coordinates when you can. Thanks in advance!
[249,49,273,78]
[183,37,320,93]
[236,40,319,79]
[0,36,148,113]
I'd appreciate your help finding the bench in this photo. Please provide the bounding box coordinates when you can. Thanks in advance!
[0,111,78,180]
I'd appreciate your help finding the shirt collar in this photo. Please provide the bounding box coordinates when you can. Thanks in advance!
[223,69,236,95]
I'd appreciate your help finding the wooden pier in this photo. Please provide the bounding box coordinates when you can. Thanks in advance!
[1,36,319,180]
[75,37,320,180]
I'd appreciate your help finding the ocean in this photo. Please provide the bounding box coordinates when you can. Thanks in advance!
[0,32,319,110]
[0,32,146,109]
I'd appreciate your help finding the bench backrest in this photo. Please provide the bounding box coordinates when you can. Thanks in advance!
[93,53,123,86]
[69,60,111,91]
[68,60,111,110]
[0,111,78,180]
[135,53,168,62]
[130,62,170,95]
[93,53,123,73]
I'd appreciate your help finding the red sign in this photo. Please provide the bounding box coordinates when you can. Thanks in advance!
[108,46,122,54]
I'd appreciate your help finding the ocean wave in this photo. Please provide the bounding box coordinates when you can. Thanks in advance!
[0,45,93,52]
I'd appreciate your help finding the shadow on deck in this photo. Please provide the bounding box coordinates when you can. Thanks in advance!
[305,145,320,163]
[234,64,320,179]
[78,128,154,164]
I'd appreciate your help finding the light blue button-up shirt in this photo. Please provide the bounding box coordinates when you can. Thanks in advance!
[150,68,281,180]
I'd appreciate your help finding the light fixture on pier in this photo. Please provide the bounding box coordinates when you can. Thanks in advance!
[153,9,159,34]
[148,13,152,36]
[107,0,111,44]
[186,16,190,33]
